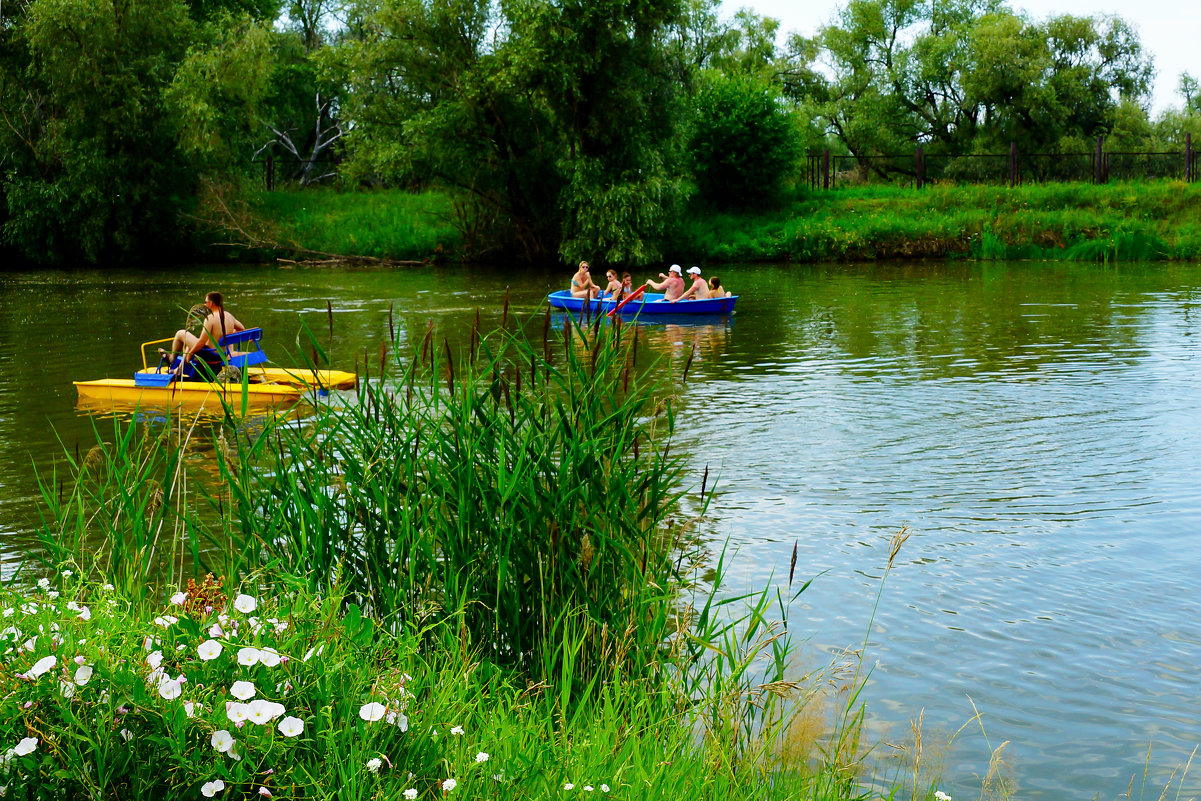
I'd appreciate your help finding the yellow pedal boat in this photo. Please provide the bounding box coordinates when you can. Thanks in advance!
[74,328,357,410]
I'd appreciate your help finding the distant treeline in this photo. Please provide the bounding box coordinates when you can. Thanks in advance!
[1,0,1198,267]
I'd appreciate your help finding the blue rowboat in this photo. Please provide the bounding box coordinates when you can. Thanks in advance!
[547,290,737,316]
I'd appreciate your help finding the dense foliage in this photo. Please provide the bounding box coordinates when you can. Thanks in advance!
[0,0,1197,265]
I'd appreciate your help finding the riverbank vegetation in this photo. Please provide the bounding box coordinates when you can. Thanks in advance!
[3,318,923,798]
[249,181,1201,266]
[1,0,1198,267]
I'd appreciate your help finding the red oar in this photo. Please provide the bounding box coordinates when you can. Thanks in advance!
[608,284,647,318]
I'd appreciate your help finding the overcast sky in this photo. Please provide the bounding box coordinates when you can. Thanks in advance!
[740,0,1194,113]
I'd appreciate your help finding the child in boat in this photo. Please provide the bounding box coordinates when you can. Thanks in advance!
[603,269,623,300]
[570,261,600,299]
[620,273,634,301]
[708,276,731,298]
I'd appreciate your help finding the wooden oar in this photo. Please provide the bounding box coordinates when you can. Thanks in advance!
[608,284,647,318]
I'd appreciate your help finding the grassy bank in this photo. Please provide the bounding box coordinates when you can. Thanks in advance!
[669,182,1201,264]
[251,182,1201,265]
[3,315,914,799]
[252,188,462,262]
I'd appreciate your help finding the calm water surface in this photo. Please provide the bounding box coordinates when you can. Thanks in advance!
[2,261,1200,798]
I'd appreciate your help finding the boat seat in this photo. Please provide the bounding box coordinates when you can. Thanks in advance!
[135,328,269,386]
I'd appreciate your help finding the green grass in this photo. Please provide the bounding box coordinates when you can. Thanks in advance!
[253,188,462,261]
[668,181,1201,263]
[6,312,899,799]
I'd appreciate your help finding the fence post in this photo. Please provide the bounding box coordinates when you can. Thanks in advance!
[823,149,831,190]
[916,146,924,189]
[1187,133,1193,183]
[265,154,275,191]
[1095,137,1104,185]
[1009,141,1017,187]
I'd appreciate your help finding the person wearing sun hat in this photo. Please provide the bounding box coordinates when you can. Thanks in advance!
[681,265,709,300]
[647,263,686,301]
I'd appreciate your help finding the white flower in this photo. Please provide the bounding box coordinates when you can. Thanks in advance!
[258,786,271,796]
[277,716,304,737]
[257,647,281,667]
[201,779,225,797]
[77,606,91,621]
[237,647,261,667]
[146,651,164,669]
[211,730,235,753]
[584,786,593,792]
[13,737,38,757]
[385,712,409,732]
[197,640,223,661]
[366,758,383,774]
[226,702,249,723]
[934,793,952,801]
[153,615,178,628]
[170,591,187,605]
[62,570,73,578]
[119,729,133,742]
[233,594,257,614]
[246,699,284,724]
[74,665,93,685]
[230,680,256,700]
[564,783,575,790]
[403,790,417,800]
[209,623,225,638]
[450,725,464,736]
[302,643,324,662]
[359,702,386,722]
[158,678,182,700]
[600,785,609,793]
[28,655,56,677]
[442,778,457,792]
[184,701,197,718]
[37,578,50,590]
[102,583,114,591]
[59,681,75,699]
[475,752,489,763]
[2,608,12,618]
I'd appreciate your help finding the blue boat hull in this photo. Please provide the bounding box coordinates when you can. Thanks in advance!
[547,290,737,316]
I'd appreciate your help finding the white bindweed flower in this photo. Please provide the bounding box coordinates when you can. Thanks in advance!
[209,623,224,638]
[198,640,222,661]
[211,730,235,753]
[934,793,952,801]
[158,678,182,700]
[403,790,417,800]
[201,779,225,797]
[246,699,284,724]
[62,570,73,578]
[226,702,249,723]
[37,578,50,590]
[13,737,38,757]
[77,606,91,621]
[359,702,386,722]
[119,729,133,742]
[28,655,56,678]
[257,647,281,667]
[366,758,382,774]
[59,680,75,699]
[170,591,187,605]
[184,701,197,718]
[584,786,593,792]
[302,643,324,662]
[237,647,261,667]
[233,594,257,614]
[74,665,93,685]
[475,752,489,763]
[385,711,409,732]
[564,783,575,790]
[230,680,256,700]
[600,785,609,793]
[450,725,464,736]
[277,716,304,737]
[442,779,457,792]
[146,651,164,669]
[103,583,114,591]
[154,615,178,628]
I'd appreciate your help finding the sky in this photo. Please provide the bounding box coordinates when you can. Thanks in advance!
[741,0,1195,113]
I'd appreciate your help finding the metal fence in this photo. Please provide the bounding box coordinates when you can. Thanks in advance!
[807,135,1197,189]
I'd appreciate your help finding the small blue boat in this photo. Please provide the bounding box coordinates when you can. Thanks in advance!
[547,289,737,316]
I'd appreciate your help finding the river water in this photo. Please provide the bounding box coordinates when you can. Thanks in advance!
[2,261,1200,798]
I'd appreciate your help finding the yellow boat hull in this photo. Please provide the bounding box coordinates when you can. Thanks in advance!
[74,367,356,411]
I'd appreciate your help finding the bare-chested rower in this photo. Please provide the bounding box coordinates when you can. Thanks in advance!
[680,266,709,300]
[169,291,246,377]
[647,264,686,302]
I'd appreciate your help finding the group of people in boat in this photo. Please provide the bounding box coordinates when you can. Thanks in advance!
[569,261,731,303]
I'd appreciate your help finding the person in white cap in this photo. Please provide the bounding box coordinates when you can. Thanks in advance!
[681,265,709,300]
[646,263,685,302]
